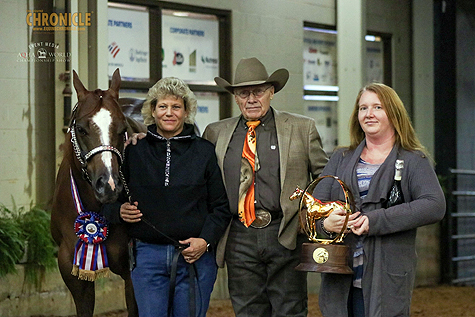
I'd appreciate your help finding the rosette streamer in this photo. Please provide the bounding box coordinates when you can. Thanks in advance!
[70,169,110,281]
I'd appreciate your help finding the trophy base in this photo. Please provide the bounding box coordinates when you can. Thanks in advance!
[295,242,353,274]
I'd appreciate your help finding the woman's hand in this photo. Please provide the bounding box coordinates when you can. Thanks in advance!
[324,207,361,234]
[180,238,208,264]
[351,215,369,235]
[120,201,142,223]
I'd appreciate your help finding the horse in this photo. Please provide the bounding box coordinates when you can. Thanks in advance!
[51,68,145,317]
[290,186,345,241]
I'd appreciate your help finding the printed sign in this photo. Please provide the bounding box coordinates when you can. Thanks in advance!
[108,6,149,81]
[194,92,220,135]
[162,12,219,84]
[366,40,384,83]
[305,101,337,154]
[303,30,337,87]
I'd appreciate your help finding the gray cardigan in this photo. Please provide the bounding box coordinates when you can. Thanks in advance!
[316,141,446,317]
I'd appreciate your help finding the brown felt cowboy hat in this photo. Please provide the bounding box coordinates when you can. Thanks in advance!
[215,57,289,94]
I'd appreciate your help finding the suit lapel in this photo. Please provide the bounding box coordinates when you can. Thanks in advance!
[215,117,240,168]
[274,110,291,190]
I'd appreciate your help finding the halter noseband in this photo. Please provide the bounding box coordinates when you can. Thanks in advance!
[69,107,124,183]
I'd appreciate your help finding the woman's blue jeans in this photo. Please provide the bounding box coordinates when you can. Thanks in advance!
[131,241,218,317]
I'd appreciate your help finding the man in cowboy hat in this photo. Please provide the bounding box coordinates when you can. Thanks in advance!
[202,57,328,316]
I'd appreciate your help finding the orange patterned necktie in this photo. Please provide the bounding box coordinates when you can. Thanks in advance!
[238,120,260,227]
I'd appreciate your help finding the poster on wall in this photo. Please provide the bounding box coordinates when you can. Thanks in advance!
[303,30,337,87]
[304,101,337,154]
[162,11,219,84]
[194,92,220,135]
[366,40,384,83]
[108,5,150,81]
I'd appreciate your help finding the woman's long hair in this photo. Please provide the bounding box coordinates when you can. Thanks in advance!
[348,83,427,156]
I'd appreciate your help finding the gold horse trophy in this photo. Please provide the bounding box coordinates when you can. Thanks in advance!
[290,175,355,274]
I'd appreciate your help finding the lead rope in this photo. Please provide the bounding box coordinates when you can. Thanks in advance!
[119,167,198,317]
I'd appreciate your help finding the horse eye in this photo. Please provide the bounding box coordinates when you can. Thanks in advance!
[76,126,88,136]
[118,128,128,141]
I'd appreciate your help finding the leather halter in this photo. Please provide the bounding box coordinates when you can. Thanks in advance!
[68,103,124,183]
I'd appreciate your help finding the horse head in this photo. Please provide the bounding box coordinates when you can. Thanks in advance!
[70,68,126,204]
[289,186,304,201]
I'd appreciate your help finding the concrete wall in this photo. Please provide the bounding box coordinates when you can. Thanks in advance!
[0,0,36,209]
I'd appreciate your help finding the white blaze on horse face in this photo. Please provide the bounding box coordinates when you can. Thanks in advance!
[91,108,116,191]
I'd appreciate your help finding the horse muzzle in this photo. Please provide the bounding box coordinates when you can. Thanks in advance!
[92,172,123,204]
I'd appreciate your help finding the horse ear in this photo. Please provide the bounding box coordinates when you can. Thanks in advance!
[110,68,121,93]
[72,70,87,97]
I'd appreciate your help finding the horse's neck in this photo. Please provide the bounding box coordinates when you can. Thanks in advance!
[303,192,316,205]
[59,145,102,212]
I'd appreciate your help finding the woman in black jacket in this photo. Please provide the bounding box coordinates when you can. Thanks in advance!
[103,77,231,317]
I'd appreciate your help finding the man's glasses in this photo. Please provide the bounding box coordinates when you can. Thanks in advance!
[234,85,272,99]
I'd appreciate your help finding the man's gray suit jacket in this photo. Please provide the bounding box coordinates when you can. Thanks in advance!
[202,108,328,267]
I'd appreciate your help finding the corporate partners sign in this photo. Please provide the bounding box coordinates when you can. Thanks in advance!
[162,12,219,84]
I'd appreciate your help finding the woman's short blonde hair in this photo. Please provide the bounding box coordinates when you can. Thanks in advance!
[142,77,197,125]
[349,83,427,155]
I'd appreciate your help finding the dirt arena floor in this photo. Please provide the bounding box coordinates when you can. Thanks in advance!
[94,285,475,317]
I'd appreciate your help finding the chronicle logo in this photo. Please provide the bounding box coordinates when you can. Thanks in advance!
[17,42,71,62]
[26,10,91,32]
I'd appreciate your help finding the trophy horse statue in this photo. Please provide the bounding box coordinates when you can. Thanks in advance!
[289,175,355,274]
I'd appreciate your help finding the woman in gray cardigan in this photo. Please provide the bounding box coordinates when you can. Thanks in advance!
[314,83,446,317]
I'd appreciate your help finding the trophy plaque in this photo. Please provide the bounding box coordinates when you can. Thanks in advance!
[290,175,355,274]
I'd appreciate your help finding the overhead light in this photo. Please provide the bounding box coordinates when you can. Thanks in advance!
[365,35,381,42]
[304,95,339,101]
[304,85,339,92]
[304,27,337,34]
[173,12,189,17]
